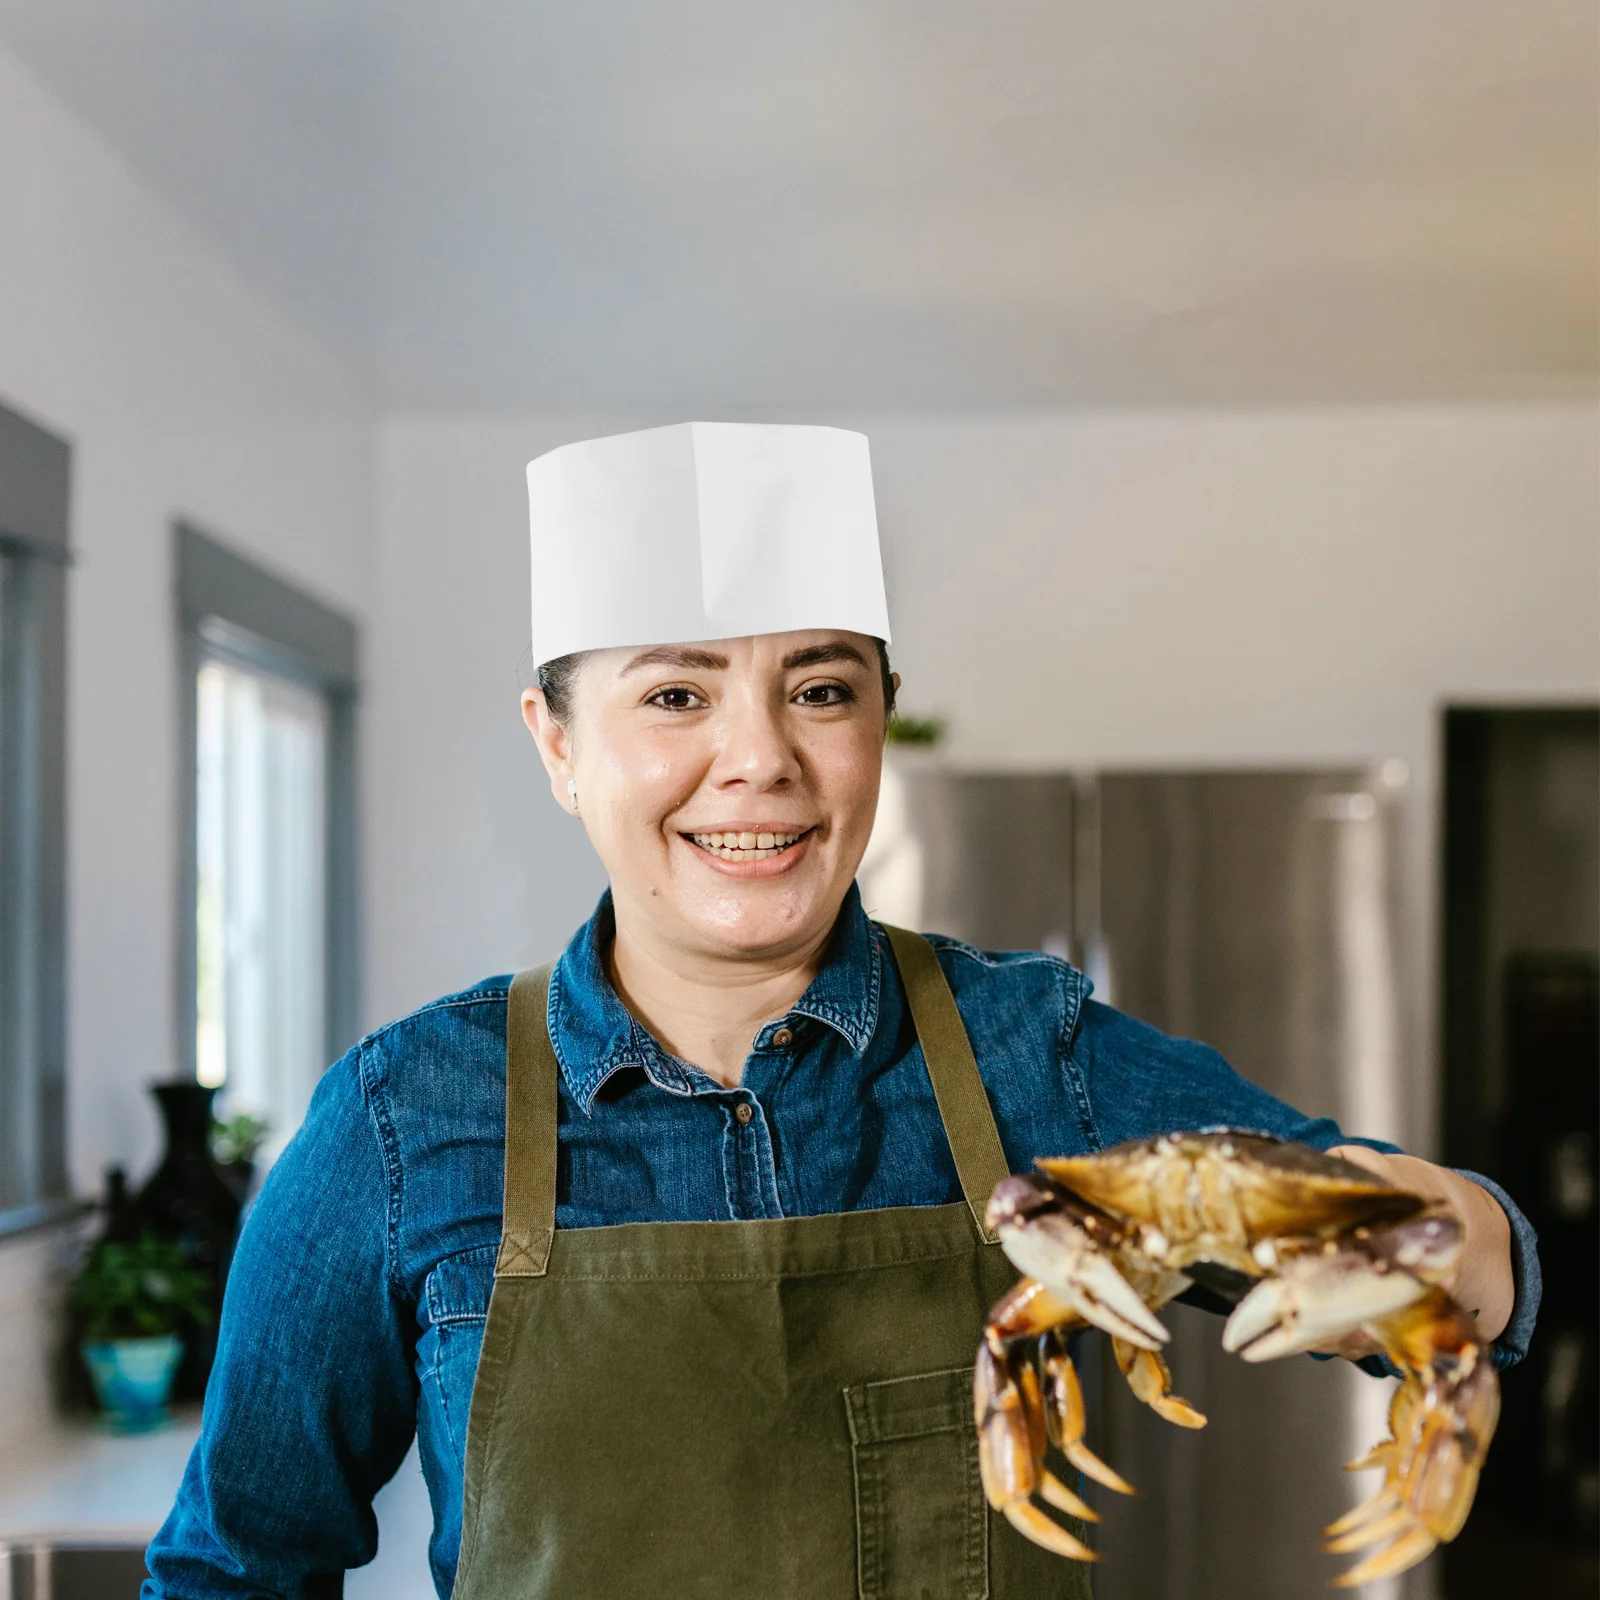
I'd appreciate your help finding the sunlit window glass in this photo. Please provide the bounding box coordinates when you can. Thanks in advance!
[194,652,329,1167]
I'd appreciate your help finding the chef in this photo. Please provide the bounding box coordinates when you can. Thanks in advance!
[148,423,1538,1598]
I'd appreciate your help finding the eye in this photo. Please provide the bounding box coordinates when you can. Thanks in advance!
[646,684,707,712]
[794,681,854,707]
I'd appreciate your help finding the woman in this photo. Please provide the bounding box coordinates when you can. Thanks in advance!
[148,424,1537,1599]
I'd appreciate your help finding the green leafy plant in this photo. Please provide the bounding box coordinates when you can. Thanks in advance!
[70,1235,213,1343]
[885,712,947,748]
[211,1112,270,1167]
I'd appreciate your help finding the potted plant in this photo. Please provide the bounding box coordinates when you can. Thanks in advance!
[70,1234,212,1431]
[885,711,947,749]
[211,1110,271,1203]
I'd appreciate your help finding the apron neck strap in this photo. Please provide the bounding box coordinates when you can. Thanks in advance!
[881,926,1009,1243]
[497,964,558,1277]
[496,926,1011,1277]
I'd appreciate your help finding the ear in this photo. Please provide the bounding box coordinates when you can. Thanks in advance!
[522,688,577,813]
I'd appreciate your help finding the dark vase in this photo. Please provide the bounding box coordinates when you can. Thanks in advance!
[217,1157,256,1206]
[101,1164,142,1244]
[136,1081,243,1399]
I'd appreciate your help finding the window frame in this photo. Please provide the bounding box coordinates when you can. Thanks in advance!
[0,401,71,1234]
[174,523,360,1092]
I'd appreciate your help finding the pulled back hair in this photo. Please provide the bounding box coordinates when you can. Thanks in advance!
[537,638,897,728]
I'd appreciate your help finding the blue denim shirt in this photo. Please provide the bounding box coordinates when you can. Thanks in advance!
[146,887,1540,1598]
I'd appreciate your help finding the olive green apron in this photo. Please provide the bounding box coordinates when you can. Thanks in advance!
[452,927,1092,1600]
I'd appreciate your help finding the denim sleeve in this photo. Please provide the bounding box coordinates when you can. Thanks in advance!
[1448,1169,1541,1369]
[1069,999,1540,1371]
[1068,998,1398,1156]
[144,1044,417,1598]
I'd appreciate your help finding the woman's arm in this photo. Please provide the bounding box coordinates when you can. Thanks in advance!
[1330,1146,1513,1341]
[145,1045,417,1597]
[1069,998,1540,1366]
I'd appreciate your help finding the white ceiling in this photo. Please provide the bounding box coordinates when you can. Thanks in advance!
[1,0,1595,410]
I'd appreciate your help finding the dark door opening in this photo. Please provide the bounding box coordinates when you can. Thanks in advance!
[1441,705,1598,1600]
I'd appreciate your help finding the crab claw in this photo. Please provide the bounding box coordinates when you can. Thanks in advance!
[1222,1254,1427,1362]
[992,1219,1168,1352]
[1224,1207,1465,1362]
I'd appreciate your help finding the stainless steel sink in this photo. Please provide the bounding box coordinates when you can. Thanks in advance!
[0,1539,149,1600]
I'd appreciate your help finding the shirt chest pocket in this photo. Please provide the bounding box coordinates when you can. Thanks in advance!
[844,1366,988,1600]
[420,1244,498,1461]
[425,1243,498,1327]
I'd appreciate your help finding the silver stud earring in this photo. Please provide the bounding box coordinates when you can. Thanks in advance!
[566,779,578,811]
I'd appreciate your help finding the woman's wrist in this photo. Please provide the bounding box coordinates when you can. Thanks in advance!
[1329,1144,1514,1343]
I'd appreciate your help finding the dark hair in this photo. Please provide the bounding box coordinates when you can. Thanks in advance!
[537,639,897,727]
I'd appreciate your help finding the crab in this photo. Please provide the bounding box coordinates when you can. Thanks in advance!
[973,1129,1499,1587]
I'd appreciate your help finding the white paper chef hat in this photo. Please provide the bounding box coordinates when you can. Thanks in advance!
[526,422,890,666]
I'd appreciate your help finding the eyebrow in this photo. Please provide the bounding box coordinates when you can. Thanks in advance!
[620,645,731,675]
[782,642,868,671]
[619,641,868,676]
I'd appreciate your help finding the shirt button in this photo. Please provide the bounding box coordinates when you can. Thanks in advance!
[771,1027,794,1049]
[734,1102,755,1125]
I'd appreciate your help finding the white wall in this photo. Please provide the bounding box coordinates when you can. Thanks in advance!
[0,42,372,1452]
[370,403,1599,1155]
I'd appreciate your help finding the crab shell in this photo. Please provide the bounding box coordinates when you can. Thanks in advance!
[1035,1130,1426,1277]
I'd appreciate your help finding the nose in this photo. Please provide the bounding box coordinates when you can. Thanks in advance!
[710,686,801,792]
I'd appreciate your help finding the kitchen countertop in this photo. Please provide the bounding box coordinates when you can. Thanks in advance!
[0,1410,202,1543]
[0,1416,436,1597]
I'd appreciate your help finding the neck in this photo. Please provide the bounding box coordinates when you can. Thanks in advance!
[606,899,835,1089]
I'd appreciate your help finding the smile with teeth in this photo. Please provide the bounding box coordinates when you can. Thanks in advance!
[688,828,810,861]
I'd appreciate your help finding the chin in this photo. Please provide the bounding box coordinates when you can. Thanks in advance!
[685,885,841,958]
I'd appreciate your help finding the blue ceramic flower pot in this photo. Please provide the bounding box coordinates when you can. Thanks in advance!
[81,1335,184,1432]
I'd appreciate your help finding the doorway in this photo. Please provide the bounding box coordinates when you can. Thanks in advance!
[1440,705,1598,1599]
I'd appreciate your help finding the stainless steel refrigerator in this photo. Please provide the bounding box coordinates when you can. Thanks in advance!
[858,759,1412,1600]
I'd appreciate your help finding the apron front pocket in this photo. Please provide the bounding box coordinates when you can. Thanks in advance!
[844,1365,988,1600]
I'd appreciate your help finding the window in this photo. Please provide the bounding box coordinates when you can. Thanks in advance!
[177,527,358,1168]
[0,402,70,1228]
[195,637,330,1156]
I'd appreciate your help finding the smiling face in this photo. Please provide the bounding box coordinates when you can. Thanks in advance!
[522,631,893,966]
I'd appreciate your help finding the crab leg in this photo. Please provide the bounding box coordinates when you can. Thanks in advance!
[1324,1490,1399,1539]
[1319,1289,1498,1585]
[1333,1528,1439,1589]
[1040,1333,1136,1496]
[1112,1339,1207,1429]
[986,1276,1083,1345]
[973,1342,1098,1561]
[1343,1440,1397,1474]
[1038,1473,1098,1522]
[1325,1502,1416,1554]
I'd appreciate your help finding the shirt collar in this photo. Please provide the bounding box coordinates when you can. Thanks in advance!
[548,883,884,1114]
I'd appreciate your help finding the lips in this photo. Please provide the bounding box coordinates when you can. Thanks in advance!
[686,827,812,862]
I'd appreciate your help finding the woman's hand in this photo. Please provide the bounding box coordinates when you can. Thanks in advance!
[1308,1146,1515,1362]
